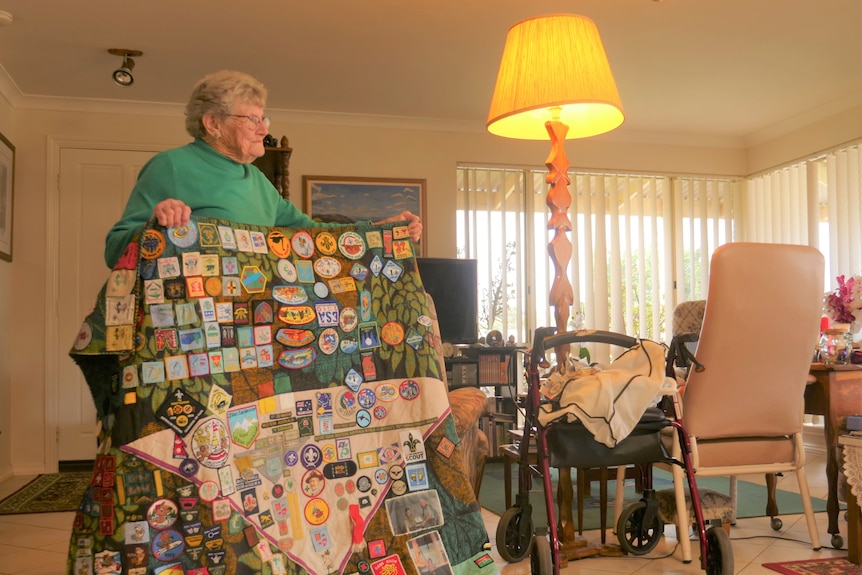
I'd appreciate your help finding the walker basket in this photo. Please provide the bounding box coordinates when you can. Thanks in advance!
[546,406,669,469]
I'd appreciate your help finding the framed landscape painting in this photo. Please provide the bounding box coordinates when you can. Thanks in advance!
[303,175,427,252]
[0,132,14,261]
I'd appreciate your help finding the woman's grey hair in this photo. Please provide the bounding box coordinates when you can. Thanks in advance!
[184,70,268,138]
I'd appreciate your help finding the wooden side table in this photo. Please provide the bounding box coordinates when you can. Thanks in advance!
[805,364,862,549]
[838,434,862,564]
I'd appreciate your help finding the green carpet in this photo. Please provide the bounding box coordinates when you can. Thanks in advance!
[0,472,91,515]
[479,462,831,530]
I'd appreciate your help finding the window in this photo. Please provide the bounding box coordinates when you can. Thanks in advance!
[456,166,742,353]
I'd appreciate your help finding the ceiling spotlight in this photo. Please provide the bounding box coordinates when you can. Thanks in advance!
[108,49,143,87]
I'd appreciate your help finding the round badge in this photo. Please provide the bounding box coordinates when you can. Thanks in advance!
[313,256,341,278]
[301,444,323,469]
[334,483,345,497]
[356,409,372,428]
[339,308,359,332]
[166,221,198,248]
[204,277,223,296]
[417,315,433,327]
[302,469,326,497]
[140,229,165,259]
[345,479,356,494]
[276,259,298,282]
[284,450,299,467]
[381,322,405,346]
[340,337,358,354]
[178,458,199,478]
[291,231,315,259]
[399,379,420,401]
[199,480,220,502]
[338,231,366,260]
[335,390,358,419]
[313,281,330,298]
[272,483,285,498]
[358,560,371,574]
[374,468,389,485]
[373,405,387,420]
[151,529,185,561]
[357,388,376,409]
[146,498,178,530]
[304,498,330,526]
[375,382,399,402]
[390,480,408,496]
[318,328,339,355]
[357,475,372,492]
[190,418,231,469]
[315,231,338,255]
[73,322,92,350]
[267,230,291,258]
[321,444,337,463]
[337,497,349,511]
[389,465,405,481]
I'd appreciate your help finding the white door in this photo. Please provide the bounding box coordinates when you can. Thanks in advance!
[57,148,156,461]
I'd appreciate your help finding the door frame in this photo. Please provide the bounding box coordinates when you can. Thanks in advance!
[44,137,168,471]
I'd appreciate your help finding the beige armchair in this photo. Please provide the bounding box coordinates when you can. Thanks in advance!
[666,243,823,562]
[425,293,489,499]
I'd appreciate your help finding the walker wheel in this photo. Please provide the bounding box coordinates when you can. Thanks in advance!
[495,506,534,563]
[705,526,734,575]
[616,501,663,555]
[832,533,844,549]
[770,517,782,531]
[530,534,552,575]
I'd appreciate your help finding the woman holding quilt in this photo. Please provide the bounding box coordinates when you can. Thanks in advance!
[104,69,421,268]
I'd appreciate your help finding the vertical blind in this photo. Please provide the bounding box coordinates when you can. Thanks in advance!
[455,140,861,352]
[456,167,742,355]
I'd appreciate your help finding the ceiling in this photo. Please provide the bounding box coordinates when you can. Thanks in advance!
[0,0,858,146]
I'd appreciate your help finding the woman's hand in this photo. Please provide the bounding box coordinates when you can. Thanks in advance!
[374,210,423,242]
[153,199,192,228]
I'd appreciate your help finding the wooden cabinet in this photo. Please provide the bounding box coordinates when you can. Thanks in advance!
[252,136,293,200]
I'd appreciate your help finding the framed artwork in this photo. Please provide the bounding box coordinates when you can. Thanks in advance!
[302,176,427,252]
[0,132,13,261]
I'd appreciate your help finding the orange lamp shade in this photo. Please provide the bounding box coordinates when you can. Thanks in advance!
[486,14,625,140]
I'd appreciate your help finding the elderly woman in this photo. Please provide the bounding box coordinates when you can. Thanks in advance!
[104,69,421,267]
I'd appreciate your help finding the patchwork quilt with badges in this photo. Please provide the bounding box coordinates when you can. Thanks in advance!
[67,216,495,575]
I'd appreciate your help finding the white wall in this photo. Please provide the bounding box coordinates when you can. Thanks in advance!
[0,93,12,481]
[3,103,859,473]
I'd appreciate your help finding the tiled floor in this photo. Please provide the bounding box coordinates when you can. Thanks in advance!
[0,425,849,575]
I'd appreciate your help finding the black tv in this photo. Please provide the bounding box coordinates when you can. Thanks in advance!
[415,257,479,345]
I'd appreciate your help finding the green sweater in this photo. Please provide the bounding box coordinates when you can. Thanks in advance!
[104,139,344,267]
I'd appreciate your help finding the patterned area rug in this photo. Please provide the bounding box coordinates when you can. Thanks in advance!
[0,472,90,514]
[763,557,862,575]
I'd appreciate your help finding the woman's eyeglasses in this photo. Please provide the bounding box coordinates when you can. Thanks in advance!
[226,114,271,129]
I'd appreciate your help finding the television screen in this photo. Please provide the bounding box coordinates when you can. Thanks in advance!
[415,257,479,345]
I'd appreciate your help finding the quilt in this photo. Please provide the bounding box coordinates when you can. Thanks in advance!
[67,216,495,575]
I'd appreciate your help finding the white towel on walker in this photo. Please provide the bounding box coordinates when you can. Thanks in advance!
[537,339,675,448]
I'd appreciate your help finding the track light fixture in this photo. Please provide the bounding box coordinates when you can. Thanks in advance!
[108,49,143,87]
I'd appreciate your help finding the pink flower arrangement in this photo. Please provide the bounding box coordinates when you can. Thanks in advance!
[824,274,862,333]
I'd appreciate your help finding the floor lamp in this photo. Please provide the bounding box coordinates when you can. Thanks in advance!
[486,13,625,543]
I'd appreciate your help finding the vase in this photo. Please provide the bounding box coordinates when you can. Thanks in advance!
[820,325,853,364]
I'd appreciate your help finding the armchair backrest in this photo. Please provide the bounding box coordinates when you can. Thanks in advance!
[672,299,706,336]
[682,243,824,440]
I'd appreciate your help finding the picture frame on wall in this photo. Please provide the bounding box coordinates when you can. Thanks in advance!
[0,132,14,262]
[302,175,427,253]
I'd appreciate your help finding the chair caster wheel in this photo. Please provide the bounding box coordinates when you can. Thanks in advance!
[770,517,782,531]
[832,533,844,549]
